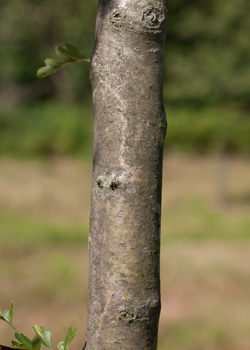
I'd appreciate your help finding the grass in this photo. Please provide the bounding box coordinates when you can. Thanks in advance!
[159,241,250,350]
[0,213,89,245]
[162,197,250,242]
[0,155,250,349]
[1,196,250,247]
[159,321,240,350]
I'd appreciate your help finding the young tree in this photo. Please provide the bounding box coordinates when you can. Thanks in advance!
[86,1,168,349]
[36,0,167,348]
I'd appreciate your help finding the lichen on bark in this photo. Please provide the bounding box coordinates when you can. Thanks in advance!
[86,0,168,349]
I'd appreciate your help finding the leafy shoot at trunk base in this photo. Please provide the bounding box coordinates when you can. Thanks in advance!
[0,302,77,350]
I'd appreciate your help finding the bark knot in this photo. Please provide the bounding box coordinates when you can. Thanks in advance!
[118,309,137,323]
[111,8,126,27]
[97,174,124,190]
[142,7,165,29]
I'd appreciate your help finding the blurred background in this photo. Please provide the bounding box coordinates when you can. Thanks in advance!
[0,0,250,349]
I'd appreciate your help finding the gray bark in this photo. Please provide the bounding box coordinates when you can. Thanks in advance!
[86,0,168,349]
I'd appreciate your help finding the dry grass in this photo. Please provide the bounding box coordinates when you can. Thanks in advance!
[0,154,250,349]
[0,158,92,222]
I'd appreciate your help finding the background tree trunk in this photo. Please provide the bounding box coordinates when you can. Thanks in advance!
[86,1,168,349]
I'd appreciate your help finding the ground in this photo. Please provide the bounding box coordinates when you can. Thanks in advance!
[0,154,250,349]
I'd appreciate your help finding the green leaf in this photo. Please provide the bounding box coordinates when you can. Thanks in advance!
[55,46,69,61]
[57,327,77,350]
[41,328,53,350]
[36,43,90,78]
[57,342,68,350]
[31,335,42,350]
[2,301,14,323]
[55,47,74,62]
[33,325,42,338]
[9,301,14,322]
[65,43,89,60]
[44,58,65,69]
[4,309,11,323]
[64,327,77,347]
[36,66,56,79]
[12,343,31,350]
[11,341,19,347]
[14,333,32,348]
[33,326,53,350]
[0,301,18,332]
[59,43,89,61]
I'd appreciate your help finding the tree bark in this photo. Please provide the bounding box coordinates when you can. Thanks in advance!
[86,1,168,349]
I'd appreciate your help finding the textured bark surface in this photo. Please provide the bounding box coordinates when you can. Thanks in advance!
[86,0,167,349]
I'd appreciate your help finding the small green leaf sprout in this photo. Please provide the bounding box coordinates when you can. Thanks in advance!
[0,301,18,333]
[0,302,77,350]
[36,43,90,78]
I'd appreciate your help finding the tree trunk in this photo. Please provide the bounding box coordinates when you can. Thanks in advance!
[86,1,168,349]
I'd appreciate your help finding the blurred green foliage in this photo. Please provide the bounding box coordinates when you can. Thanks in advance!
[0,0,97,104]
[165,106,250,154]
[166,0,250,106]
[0,102,93,158]
[0,102,250,157]
[0,0,249,157]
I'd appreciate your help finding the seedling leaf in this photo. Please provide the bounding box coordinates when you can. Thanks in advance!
[30,335,42,350]
[56,327,77,350]
[57,342,67,350]
[33,326,53,350]
[27,336,42,350]
[64,327,77,347]
[0,301,18,332]
[14,333,32,348]
[11,341,19,347]
[9,301,14,322]
[41,328,53,350]
[12,343,31,350]
[4,310,11,323]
